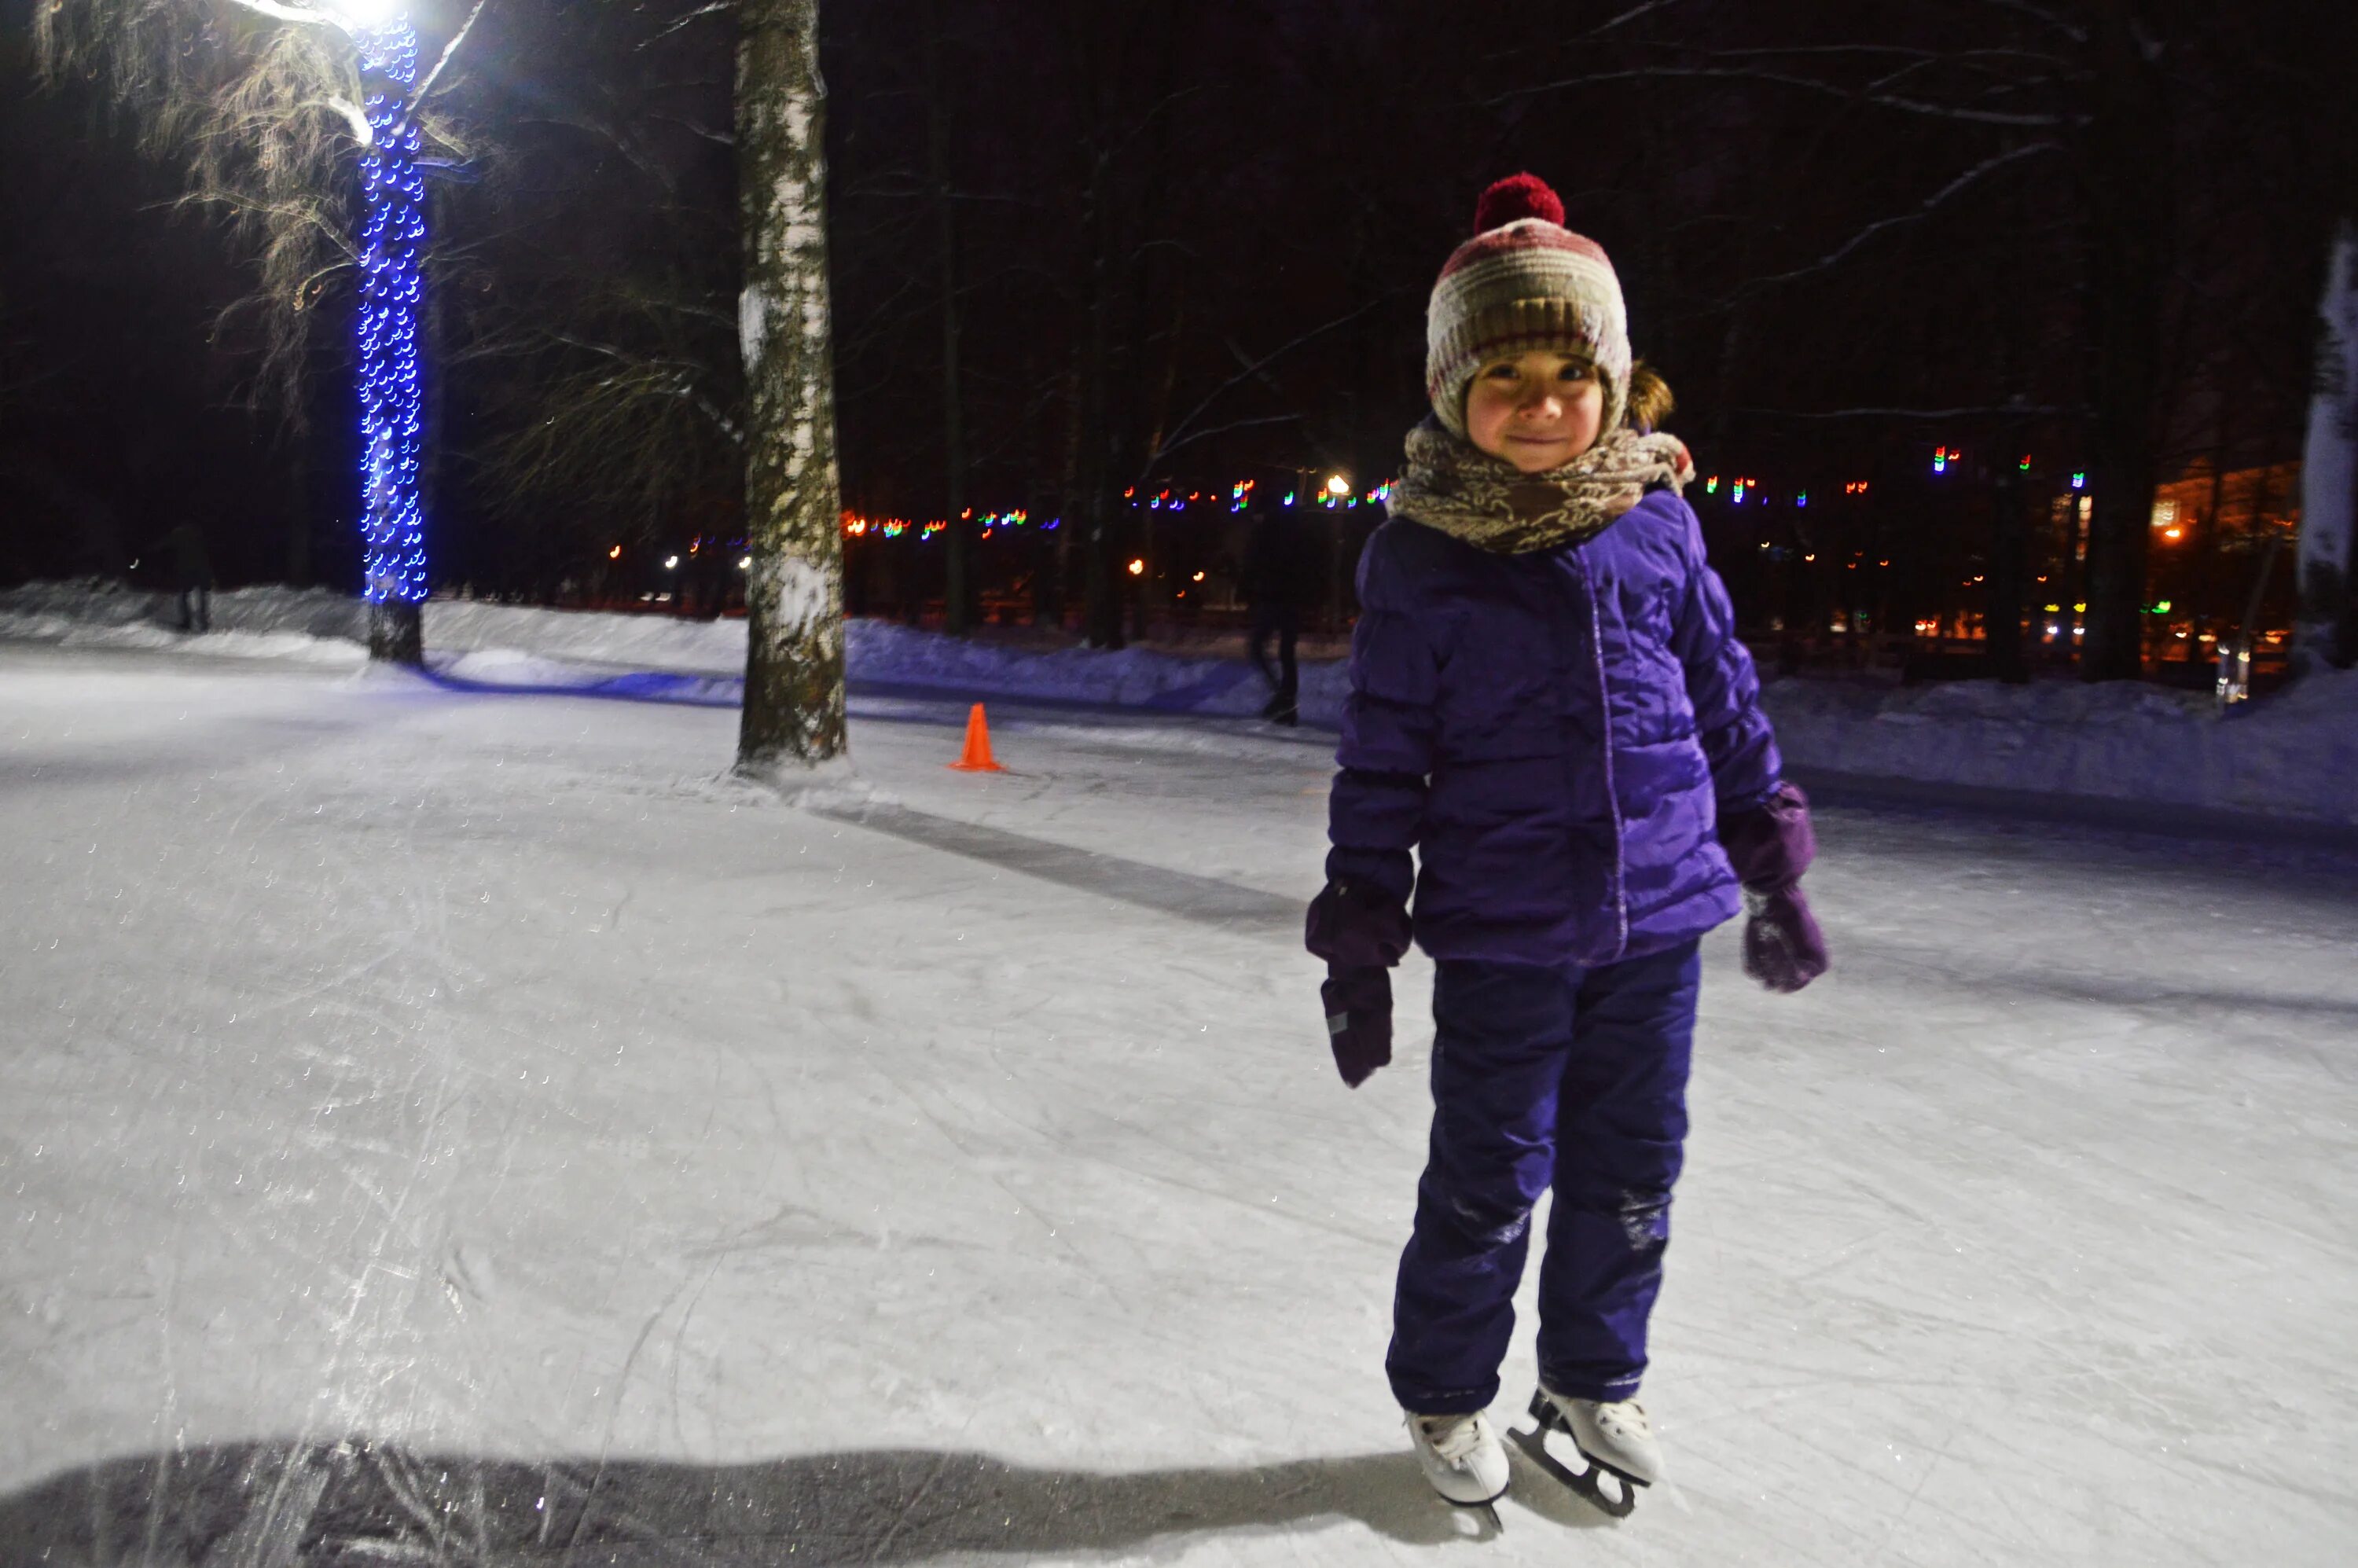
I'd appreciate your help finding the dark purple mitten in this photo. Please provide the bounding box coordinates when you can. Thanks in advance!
[1719,781,1829,993]
[1742,885,1828,993]
[1306,879,1412,1087]
[1718,780,1817,889]
[1321,966,1394,1088]
[1305,879,1413,969]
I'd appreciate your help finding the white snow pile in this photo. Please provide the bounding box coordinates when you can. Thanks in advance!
[6,578,2352,828]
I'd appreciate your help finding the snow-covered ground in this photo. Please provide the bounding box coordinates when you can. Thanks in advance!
[6,578,2353,832]
[2,636,2354,1565]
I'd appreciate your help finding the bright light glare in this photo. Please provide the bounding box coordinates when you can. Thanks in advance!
[327,0,404,28]
[1324,475,1350,496]
[663,555,680,570]
[1126,558,1145,576]
[738,556,751,570]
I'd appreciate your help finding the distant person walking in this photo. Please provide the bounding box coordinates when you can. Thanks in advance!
[1243,501,1313,723]
[162,521,213,633]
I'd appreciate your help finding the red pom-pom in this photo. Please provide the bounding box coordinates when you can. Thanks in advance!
[1473,173,1564,233]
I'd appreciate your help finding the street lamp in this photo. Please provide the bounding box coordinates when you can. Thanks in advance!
[1325,474,1350,498]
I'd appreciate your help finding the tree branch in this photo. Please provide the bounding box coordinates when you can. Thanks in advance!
[1140,413,1301,469]
[1139,293,1397,485]
[1728,402,2081,420]
[1738,140,2062,295]
[1491,65,2077,127]
[641,0,733,50]
[400,0,490,123]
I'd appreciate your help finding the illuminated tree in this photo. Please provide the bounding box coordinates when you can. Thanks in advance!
[35,0,484,663]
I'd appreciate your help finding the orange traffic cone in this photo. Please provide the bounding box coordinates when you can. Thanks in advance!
[948,702,1005,773]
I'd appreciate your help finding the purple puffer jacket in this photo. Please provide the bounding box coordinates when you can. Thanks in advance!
[1325,490,1783,968]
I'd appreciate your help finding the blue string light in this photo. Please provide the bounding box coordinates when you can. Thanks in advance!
[354,17,428,604]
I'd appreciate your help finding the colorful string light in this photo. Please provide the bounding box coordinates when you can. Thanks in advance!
[354,17,428,605]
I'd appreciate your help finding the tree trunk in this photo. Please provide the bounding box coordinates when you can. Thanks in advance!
[1078,177,1122,650]
[2185,412,2232,666]
[1041,358,1082,628]
[924,2,974,635]
[285,450,310,588]
[2078,1,2171,682]
[735,0,849,773]
[1986,452,2028,683]
[2296,218,2358,674]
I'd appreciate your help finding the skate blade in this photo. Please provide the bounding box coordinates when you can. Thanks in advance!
[1429,1474,1508,1535]
[1510,1394,1640,1519]
[1438,1496,1504,1535]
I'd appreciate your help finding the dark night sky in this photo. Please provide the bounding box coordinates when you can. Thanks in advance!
[3,0,2352,619]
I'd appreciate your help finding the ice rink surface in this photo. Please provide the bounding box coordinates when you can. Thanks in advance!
[2,641,2353,1565]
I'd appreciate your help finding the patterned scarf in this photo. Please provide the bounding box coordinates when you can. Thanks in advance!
[1388,417,1696,555]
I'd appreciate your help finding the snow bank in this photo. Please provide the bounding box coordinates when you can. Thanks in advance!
[6,579,2351,828]
[426,598,747,672]
[0,579,366,666]
[1762,671,2358,829]
[846,619,1355,719]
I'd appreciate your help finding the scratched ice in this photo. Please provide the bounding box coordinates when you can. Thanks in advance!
[2,638,2353,1565]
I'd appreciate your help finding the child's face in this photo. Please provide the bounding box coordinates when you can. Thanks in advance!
[1464,351,1603,472]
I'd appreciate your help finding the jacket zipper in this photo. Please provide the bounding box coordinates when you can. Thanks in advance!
[1580,562,1630,961]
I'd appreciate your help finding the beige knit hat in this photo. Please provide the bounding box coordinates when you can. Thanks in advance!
[1426,174,1631,440]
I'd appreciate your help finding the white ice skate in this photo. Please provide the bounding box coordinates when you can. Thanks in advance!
[1405,1409,1510,1511]
[1509,1387,1661,1518]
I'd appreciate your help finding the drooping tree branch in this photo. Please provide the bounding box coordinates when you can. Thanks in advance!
[1738,141,2063,295]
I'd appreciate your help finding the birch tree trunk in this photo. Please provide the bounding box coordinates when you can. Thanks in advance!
[2296,219,2358,674]
[736,0,849,774]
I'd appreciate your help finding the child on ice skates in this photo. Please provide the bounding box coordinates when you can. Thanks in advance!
[1306,174,1830,1512]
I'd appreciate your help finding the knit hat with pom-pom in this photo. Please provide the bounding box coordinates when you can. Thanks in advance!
[1425,173,1631,440]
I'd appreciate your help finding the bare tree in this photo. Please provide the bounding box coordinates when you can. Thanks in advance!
[1498,0,2179,680]
[735,0,849,775]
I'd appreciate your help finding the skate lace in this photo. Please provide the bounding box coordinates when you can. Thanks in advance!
[1416,1412,1492,1465]
[1595,1399,1651,1440]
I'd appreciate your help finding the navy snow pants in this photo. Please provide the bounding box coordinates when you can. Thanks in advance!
[1387,939,1701,1414]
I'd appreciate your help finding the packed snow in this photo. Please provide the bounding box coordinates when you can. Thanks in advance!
[2,632,2354,1564]
[6,578,2352,832]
